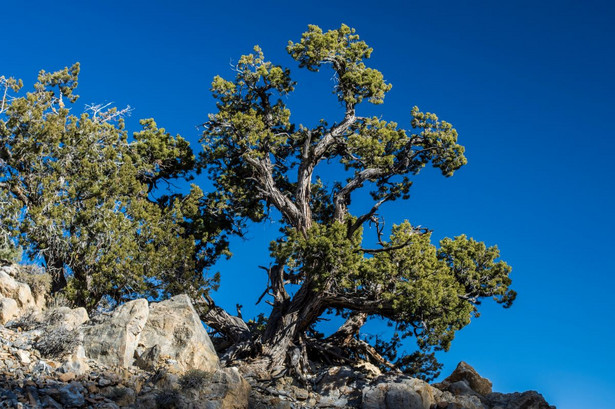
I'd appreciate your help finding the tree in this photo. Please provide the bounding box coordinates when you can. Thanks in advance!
[198,24,516,380]
[0,65,226,308]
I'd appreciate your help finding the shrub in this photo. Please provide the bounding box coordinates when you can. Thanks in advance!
[155,389,182,408]
[179,369,212,390]
[8,308,41,331]
[34,327,79,358]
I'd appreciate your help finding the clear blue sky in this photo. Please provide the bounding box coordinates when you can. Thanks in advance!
[2,1,614,407]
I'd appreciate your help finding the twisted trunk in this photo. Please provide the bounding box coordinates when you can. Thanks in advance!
[258,278,324,375]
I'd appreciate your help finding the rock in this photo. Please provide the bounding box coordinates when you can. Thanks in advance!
[448,380,478,396]
[316,366,368,406]
[104,385,137,406]
[486,391,555,409]
[135,294,218,373]
[82,298,149,367]
[438,361,493,396]
[0,269,36,309]
[56,382,86,407]
[14,349,31,365]
[0,297,19,324]
[41,395,64,409]
[44,307,89,330]
[33,360,53,375]
[199,367,251,409]
[355,360,383,379]
[362,382,424,409]
[59,354,90,377]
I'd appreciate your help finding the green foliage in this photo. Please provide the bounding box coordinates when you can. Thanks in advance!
[271,221,364,288]
[287,24,392,105]
[0,64,224,308]
[371,332,443,381]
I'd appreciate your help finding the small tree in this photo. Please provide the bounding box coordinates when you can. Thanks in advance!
[0,65,225,308]
[198,25,516,379]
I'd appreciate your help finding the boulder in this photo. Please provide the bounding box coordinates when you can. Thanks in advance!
[135,294,219,373]
[82,298,149,367]
[362,383,424,409]
[438,361,493,396]
[0,297,19,324]
[362,377,435,409]
[315,366,369,407]
[202,367,251,409]
[44,307,89,330]
[0,269,36,309]
[486,391,555,409]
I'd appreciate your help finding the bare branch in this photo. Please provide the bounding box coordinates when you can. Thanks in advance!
[85,102,133,123]
[347,194,393,238]
[333,167,387,221]
[194,294,251,343]
[360,226,430,254]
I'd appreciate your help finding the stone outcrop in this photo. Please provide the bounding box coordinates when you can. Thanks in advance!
[135,294,219,374]
[0,296,19,324]
[0,267,37,315]
[82,299,150,368]
[0,264,554,409]
[436,361,493,396]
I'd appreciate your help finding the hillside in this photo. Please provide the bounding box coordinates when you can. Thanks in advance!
[0,264,554,408]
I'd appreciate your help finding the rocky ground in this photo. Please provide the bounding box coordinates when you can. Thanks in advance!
[0,265,555,408]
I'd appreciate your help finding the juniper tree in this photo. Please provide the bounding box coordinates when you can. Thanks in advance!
[0,65,226,308]
[198,24,516,380]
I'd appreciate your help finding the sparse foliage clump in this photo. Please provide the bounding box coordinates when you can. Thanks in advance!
[179,369,212,390]
[34,327,80,358]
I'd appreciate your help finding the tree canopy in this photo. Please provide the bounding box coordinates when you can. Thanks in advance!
[198,24,516,379]
[0,65,226,308]
[0,24,516,380]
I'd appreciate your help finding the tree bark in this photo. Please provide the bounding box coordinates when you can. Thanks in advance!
[259,279,325,374]
[48,258,67,294]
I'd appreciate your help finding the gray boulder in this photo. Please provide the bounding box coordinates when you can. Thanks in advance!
[437,361,493,396]
[135,294,219,373]
[82,298,149,367]
[362,383,424,409]
[0,268,36,310]
[486,391,555,409]
[0,297,19,324]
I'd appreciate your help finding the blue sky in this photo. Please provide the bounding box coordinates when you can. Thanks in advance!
[2,1,614,407]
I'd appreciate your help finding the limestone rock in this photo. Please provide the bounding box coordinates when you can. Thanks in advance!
[203,367,251,409]
[0,297,19,324]
[315,366,369,407]
[0,269,36,309]
[135,294,219,373]
[486,391,555,409]
[82,298,149,367]
[438,361,493,396]
[362,382,424,409]
[45,306,89,330]
[362,377,435,409]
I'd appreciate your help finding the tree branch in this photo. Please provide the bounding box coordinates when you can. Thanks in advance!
[333,167,387,221]
[194,294,251,344]
[347,194,393,238]
[360,226,429,254]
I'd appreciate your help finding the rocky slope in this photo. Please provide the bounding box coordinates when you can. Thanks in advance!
[0,265,554,408]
